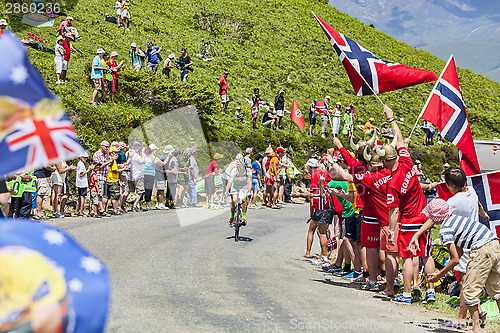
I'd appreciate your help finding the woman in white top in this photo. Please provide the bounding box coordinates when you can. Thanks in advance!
[51,161,76,218]
[115,0,123,27]
[54,36,65,83]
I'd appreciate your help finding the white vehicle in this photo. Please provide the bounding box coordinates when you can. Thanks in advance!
[474,138,500,172]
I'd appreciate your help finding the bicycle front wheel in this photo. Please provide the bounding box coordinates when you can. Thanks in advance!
[234,204,241,242]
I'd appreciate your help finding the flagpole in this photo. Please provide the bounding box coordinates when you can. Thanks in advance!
[408,55,453,138]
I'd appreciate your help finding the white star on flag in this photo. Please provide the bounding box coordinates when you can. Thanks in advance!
[80,256,103,274]
[9,65,29,85]
[43,229,65,246]
[69,278,83,293]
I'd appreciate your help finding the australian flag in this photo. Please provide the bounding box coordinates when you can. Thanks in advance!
[313,13,437,96]
[468,171,500,237]
[0,33,84,177]
[0,221,110,332]
[420,56,480,175]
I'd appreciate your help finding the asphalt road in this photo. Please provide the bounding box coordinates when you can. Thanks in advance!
[50,203,452,333]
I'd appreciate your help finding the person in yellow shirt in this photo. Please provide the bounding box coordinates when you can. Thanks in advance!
[363,117,379,136]
[0,246,73,333]
[269,147,285,209]
[107,147,128,215]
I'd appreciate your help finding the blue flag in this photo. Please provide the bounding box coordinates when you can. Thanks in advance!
[0,220,110,332]
[0,33,85,176]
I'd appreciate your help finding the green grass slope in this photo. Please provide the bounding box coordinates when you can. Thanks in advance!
[3,0,500,179]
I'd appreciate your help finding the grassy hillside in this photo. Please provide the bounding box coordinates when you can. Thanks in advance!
[4,0,500,179]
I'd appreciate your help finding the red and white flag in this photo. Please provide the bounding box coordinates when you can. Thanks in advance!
[312,12,437,96]
[290,100,306,130]
[419,56,480,175]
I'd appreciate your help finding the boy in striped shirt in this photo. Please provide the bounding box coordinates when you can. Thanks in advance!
[409,199,499,332]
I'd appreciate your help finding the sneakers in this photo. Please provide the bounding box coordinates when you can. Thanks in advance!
[422,291,436,304]
[343,271,362,280]
[390,294,412,305]
[229,218,234,228]
[311,257,330,266]
[362,280,380,292]
[322,265,342,273]
[353,275,368,284]
[377,275,387,285]
[53,212,64,218]
[241,219,247,226]
[334,269,353,277]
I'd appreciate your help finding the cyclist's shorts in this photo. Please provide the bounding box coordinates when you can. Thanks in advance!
[360,215,380,248]
[229,180,248,195]
[398,213,432,258]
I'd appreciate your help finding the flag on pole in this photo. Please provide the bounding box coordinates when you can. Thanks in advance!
[0,33,85,177]
[290,100,306,130]
[419,55,480,175]
[468,171,500,237]
[312,12,437,96]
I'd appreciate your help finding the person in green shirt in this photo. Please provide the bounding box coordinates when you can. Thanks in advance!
[326,180,363,280]
[130,43,146,71]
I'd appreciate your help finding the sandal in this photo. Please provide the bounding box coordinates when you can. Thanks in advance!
[379,290,394,297]
[302,254,312,258]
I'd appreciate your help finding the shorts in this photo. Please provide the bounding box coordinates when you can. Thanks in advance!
[309,115,316,125]
[463,241,500,306]
[119,173,128,188]
[93,78,102,90]
[0,179,8,194]
[220,94,229,103]
[360,215,380,248]
[98,180,108,197]
[251,107,258,118]
[78,187,88,197]
[398,213,432,258]
[312,207,334,224]
[380,224,399,253]
[251,179,260,191]
[106,181,120,201]
[342,215,358,240]
[204,176,215,194]
[354,213,362,243]
[116,8,122,15]
[456,249,470,274]
[90,190,100,205]
[62,60,69,71]
[155,179,166,191]
[55,58,63,74]
[128,177,145,194]
[35,177,51,197]
[147,62,159,73]
[263,120,273,127]
[276,109,285,117]
[121,9,130,19]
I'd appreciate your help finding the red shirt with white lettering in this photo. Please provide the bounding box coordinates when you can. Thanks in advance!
[387,146,427,220]
[354,168,392,226]
[310,168,332,210]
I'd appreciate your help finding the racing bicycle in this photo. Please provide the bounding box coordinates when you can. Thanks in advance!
[232,188,248,242]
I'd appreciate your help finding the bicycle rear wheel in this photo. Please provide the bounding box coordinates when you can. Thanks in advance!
[234,204,241,242]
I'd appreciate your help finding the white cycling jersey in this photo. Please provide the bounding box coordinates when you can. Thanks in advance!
[224,161,251,193]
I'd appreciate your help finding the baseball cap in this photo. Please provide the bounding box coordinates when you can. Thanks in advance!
[443,163,451,168]
[168,53,175,59]
[276,147,285,153]
[149,144,159,150]
[306,159,319,168]
[131,42,137,48]
[415,159,421,164]
[110,51,118,57]
[79,152,89,158]
[422,199,453,222]
[56,35,64,42]
[96,48,105,54]
[325,95,331,100]
[369,117,375,121]
[245,147,254,154]
[311,153,318,159]
[236,106,241,110]
[108,147,119,153]
[163,145,174,154]
[279,90,284,94]
[66,16,73,20]
[265,147,273,154]
[336,101,341,105]
[100,140,110,147]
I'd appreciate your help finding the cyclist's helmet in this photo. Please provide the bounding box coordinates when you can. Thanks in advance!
[235,153,245,166]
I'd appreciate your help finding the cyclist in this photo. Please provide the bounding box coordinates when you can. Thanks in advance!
[225,154,252,227]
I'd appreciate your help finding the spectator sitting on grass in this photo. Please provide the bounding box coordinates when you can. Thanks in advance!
[262,106,277,130]
[108,51,125,104]
[129,42,145,71]
[57,16,73,35]
[146,42,161,73]
[234,106,244,122]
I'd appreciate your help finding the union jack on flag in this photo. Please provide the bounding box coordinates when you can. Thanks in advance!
[419,56,480,175]
[468,171,500,238]
[313,13,437,96]
[0,32,84,176]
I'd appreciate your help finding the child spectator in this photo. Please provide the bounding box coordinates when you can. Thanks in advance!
[54,36,65,83]
[115,0,123,28]
[91,48,106,106]
[234,106,244,122]
[162,53,175,78]
[76,152,92,217]
[121,0,131,31]
[108,51,125,104]
[89,162,102,218]
[130,43,146,71]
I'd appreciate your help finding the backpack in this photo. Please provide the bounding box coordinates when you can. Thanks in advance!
[105,16,118,24]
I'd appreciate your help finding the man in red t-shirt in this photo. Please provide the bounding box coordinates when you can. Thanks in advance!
[205,153,222,209]
[61,33,73,81]
[332,137,381,290]
[218,71,229,113]
[381,105,435,305]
